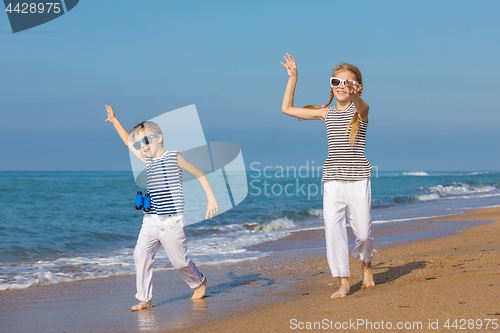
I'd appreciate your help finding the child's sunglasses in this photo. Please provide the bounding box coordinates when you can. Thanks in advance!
[133,134,160,150]
[330,77,359,88]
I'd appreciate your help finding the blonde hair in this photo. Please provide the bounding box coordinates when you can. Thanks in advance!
[130,121,164,147]
[304,63,363,147]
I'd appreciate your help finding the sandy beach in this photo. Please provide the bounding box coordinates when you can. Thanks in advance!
[1,206,499,332]
[172,206,500,333]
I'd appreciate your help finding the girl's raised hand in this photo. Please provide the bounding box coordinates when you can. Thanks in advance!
[281,53,298,77]
[105,105,116,123]
[345,80,361,96]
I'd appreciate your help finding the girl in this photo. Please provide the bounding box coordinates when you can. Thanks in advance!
[105,105,218,311]
[280,53,375,298]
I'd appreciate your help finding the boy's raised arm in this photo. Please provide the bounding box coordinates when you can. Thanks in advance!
[105,105,146,163]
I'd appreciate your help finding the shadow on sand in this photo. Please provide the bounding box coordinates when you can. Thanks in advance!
[153,271,275,307]
[350,260,428,293]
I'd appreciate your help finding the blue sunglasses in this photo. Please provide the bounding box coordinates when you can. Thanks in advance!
[133,134,160,150]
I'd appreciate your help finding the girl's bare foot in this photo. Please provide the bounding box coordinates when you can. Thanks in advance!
[331,277,350,298]
[362,262,375,288]
[191,277,207,299]
[131,300,152,311]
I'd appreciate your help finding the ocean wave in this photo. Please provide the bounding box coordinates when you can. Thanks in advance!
[187,219,298,260]
[467,172,489,176]
[394,171,495,177]
[0,248,137,291]
[410,183,497,202]
[0,215,301,291]
[414,193,441,201]
[244,217,296,231]
[1,271,81,291]
[433,171,493,177]
[271,209,324,221]
[194,224,247,234]
[401,172,429,176]
[308,209,323,217]
[430,183,496,196]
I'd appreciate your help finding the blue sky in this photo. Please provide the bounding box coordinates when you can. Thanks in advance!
[1,0,499,171]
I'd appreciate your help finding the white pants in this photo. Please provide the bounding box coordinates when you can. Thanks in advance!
[323,179,375,277]
[134,213,204,302]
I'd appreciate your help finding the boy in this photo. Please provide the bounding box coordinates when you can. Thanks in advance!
[105,105,218,311]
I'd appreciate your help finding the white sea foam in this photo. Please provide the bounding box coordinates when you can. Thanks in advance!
[0,218,299,291]
[411,183,498,203]
[423,172,490,177]
[430,183,496,196]
[245,218,296,231]
[372,214,452,224]
[262,218,296,231]
[186,218,297,265]
[294,226,324,232]
[415,193,441,201]
[0,248,139,291]
[308,209,323,217]
[401,172,429,176]
[1,270,88,291]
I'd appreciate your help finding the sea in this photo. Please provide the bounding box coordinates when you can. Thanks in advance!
[1,170,499,291]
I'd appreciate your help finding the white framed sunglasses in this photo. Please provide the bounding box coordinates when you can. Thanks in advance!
[330,77,359,88]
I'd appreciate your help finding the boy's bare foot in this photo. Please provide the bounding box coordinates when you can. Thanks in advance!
[131,301,152,311]
[331,277,350,298]
[362,262,375,288]
[191,277,207,299]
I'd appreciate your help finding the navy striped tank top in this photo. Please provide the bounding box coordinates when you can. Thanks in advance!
[145,150,184,215]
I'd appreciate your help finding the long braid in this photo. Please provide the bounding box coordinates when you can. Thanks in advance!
[325,87,334,107]
[345,83,363,148]
[345,114,359,148]
[344,77,363,147]
[304,87,335,110]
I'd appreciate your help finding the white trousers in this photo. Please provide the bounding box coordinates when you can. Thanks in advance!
[323,179,375,277]
[134,213,204,302]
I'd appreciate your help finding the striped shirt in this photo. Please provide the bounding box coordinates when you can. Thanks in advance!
[322,102,372,182]
[145,150,184,215]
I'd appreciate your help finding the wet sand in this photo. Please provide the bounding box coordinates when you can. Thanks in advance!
[1,207,499,332]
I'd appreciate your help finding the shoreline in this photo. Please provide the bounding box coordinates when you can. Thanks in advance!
[1,206,499,332]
